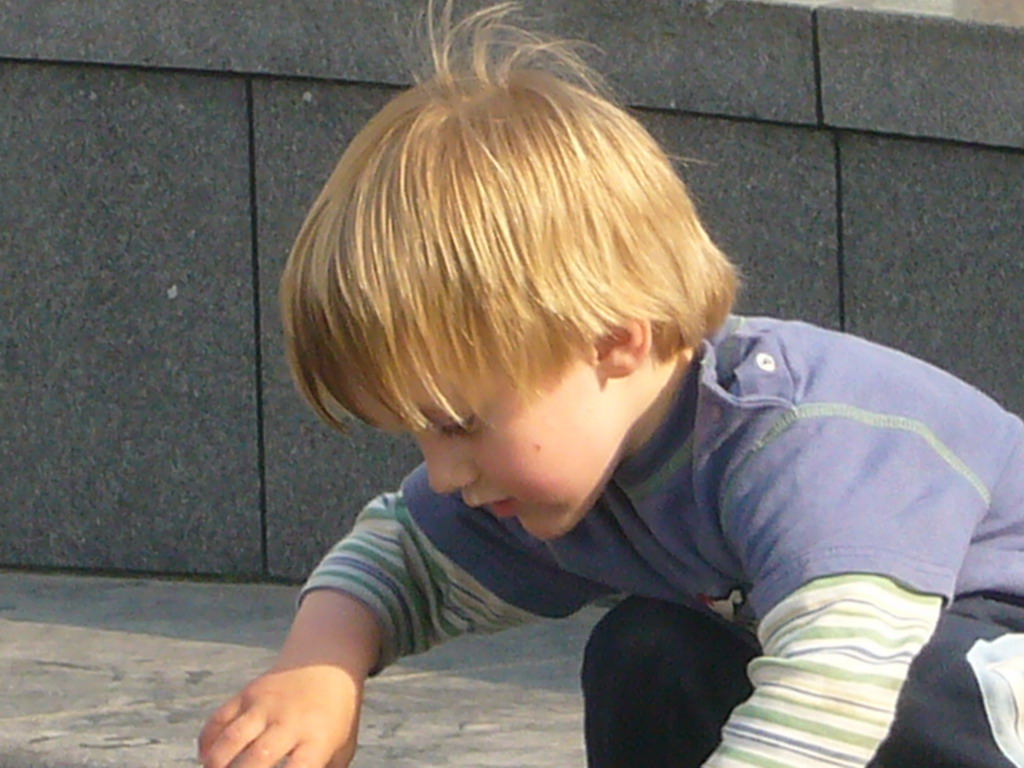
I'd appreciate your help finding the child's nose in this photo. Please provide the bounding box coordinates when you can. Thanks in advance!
[418,436,476,495]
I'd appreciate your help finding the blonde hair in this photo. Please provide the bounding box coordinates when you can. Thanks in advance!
[281,2,737,432]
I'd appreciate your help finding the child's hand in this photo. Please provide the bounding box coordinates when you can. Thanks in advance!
[197,662,362,768]
[198,590,382,768]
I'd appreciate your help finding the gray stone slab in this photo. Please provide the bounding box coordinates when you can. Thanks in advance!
[359,607,601,768]
[253,79,421,582]
[841,133,1024,414]
[0,0,820,123]
[557,0,820,122]
[0,571,600,768]
[0,0,417,84]
[0,63,261,574]
[0,573,291,766]
[819,0,1024,148]
[638,110,840,328]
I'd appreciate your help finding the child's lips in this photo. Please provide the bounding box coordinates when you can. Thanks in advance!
[487,498,517,518]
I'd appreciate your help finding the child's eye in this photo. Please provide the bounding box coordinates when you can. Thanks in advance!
[437,416,478,437]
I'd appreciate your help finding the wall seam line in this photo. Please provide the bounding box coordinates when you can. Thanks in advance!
[833,131,847,332]
[245,77,270,577]
[811,8,825,127]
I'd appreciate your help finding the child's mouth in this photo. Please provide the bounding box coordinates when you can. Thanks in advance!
[488,498,517,518]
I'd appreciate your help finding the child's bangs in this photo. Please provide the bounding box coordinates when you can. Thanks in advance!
[285,263,531,434]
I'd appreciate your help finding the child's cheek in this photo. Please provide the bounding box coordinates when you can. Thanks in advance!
[502,449,579,501]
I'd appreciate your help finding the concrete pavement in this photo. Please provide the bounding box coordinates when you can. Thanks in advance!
[0,570,602,767]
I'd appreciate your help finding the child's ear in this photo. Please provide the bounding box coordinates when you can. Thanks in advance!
[594,320,653,378]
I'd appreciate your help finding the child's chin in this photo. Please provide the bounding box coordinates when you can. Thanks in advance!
[520,509,586,541]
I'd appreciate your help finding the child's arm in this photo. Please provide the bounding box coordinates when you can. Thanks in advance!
[304,486,610,668]
[197,589,382,768]
[200,481,606,768]
[702,574,942,767]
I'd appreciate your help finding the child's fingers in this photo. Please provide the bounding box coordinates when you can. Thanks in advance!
[198,707,270,768]
[226,723,301,768]
[197,698,243,759]
[285,740,344,768]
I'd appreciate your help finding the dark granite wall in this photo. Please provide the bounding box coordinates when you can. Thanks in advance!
[1,0,1021,581]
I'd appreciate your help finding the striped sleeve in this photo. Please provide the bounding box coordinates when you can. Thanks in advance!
[300,491,539,669]
[703,574,942,768]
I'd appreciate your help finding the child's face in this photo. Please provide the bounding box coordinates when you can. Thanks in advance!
[382,358,642,540]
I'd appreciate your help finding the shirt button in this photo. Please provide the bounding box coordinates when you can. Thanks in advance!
[755,353,777,372]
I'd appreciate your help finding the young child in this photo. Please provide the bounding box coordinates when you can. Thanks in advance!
[199,5,1024,768]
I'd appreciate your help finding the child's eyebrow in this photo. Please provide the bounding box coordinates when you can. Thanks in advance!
[417,406,447,421]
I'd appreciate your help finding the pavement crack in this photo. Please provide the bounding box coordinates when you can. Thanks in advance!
[186,669,213,685]
[80,736,161,750]
[0,693,226,724]
[33,660,104,672]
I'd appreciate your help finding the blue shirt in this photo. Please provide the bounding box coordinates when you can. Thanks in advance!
[402,316,1024,626]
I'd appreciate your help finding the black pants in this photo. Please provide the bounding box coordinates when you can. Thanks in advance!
[582,594,1024,768]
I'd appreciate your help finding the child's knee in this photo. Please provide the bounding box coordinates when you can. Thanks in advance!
[583,598,717,684]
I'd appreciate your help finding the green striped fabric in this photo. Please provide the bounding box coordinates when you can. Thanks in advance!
[304,497,944,765]
[302,492,537,668]
[703,574,942,767]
